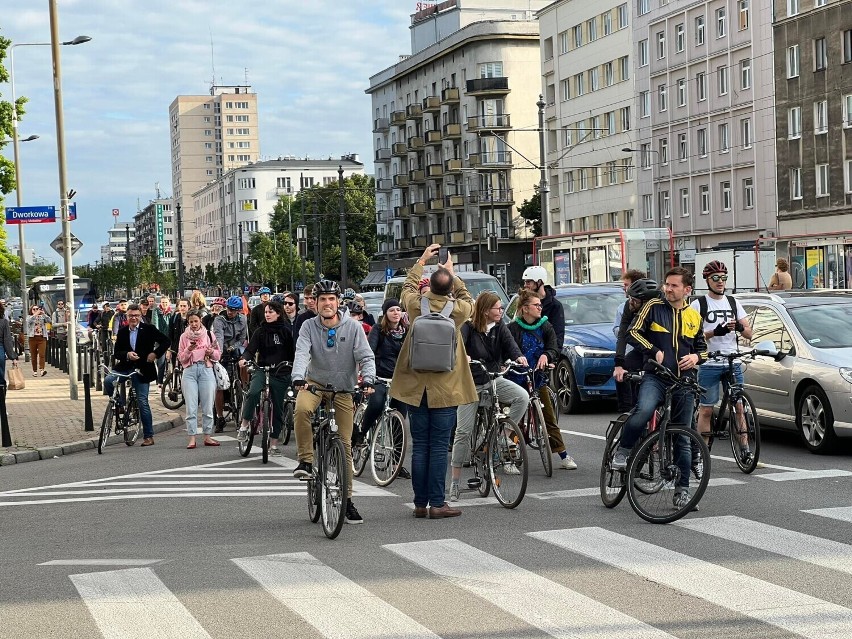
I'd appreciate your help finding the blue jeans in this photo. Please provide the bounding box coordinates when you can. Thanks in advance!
[104,373,154,439]
[619,373,694,489]
[698,363,743,406]
[183,362,216,435]
[408,392,455,508]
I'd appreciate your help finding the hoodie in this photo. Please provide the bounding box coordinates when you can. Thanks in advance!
[540,285,565,348]
[292,309,375,390]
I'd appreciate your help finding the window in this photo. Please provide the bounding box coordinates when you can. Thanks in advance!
[566,171,575,193]
[564,127,573,146]
[640,91,650,117]
[787,0,798,17]
[700,185,710,214]
[624,158,634,181]
[606,111,616,135]
[657,31,666,59]
[788,106,801,138]
[677,78,686,106]
[589,68,599,91]
[718,65,729,95]
[741,118,752,148]
[240,199,258,211]
[844,30,852,63]
[621,106,631,131]
[618,3,629,27]
[573,25,583,48]
[643,194,654,221]
[816,163,829,197]
[236,154,251,162]
[740,58,751,89]
[659,84,668,112]
[659,137,669,164]
[696,15,706,45]
[579,169,588,190]
[592,115,602,139]
[641,143,652,169]
[678,132,688,160]
[697,72,707,101]
[743,177,755,208]
[697,127,708,156]
[787,45,799,77]
[719,122,730,152]
[815,100,828,133]
[205,155,213,163]
[587,18,597,41]
[603,11,612,35]
[680,188,690,216]
[844,95,852,126]
[790,167,802,199]
[619,56,630,80]
[659,190,670,218]
[738,0,749,30]
[675,23,685,52]
[235,128,250,135]
[814,38,827,71]
[575,73,585,96]
[816,0,827,5]
[639,39,649,66]
[638,0,649,16]
[716,8,727,37]
[560,30,570,54]
[561,78,571,101]
[204,129,212,136]
[845,160,852,193]
[608,161,618,184]
[237,141,250,148]
[721,181,732,211]
[593,167,601,188]
[604,62,614,87]
[204,142,212,149]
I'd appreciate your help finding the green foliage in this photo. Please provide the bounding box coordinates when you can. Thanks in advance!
[518,191,542,238]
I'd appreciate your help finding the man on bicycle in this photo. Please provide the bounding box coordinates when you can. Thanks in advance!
[613,267,707,509]
[212,296,249,432]
[291,279,376,525]
[690,260,754,464]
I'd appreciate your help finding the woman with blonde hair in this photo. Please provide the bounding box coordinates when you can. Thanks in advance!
[189,290,213,329]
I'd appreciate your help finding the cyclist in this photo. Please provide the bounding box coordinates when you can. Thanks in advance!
[346,301,372,335]
[210,297,226,318]
[167,298,190,365]
[293,284,316,342]
[521,266,565,353]
[615,267,707,509]
[212,296,249,432]
[249,287,272,337]
[613,277,660,410]
[450,291,529,501]
[291,279,376,525]
[690,260,753,464]
[507,289,577,470]
[238,298,295,456]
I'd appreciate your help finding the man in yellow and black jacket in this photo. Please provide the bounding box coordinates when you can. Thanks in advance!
[613,267,707,509]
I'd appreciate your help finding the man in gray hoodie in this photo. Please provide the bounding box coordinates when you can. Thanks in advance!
[291,279,376,525]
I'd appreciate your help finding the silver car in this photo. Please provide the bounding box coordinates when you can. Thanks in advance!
[735,291,852,453]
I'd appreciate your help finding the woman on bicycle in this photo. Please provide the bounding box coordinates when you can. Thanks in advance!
[237,299,295,456]
[177,309,221,449]
[507,289,576,470]
[449,292,529,501]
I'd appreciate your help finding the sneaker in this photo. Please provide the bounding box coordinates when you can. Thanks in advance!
[293,461,312,480]
[673,490,691,510]
[691,458,704,480]
[40,370,47,377]
[559,455,578,470]
[503,463,521,475]
[345,499,363,525]
[237,427,248,442]
[270,446,283,457]
[351,430,365,448]
[612,449,628,471]
[214,417,226,434]
[449,483,460,502]
[397,466,411,480]
[32,371,39,378]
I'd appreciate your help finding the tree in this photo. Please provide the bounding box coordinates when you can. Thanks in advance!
[518,191,542,238]
[0,34,26,284]
[322,244,369,286]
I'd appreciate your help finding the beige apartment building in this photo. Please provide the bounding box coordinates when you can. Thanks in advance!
[169,85,260,266]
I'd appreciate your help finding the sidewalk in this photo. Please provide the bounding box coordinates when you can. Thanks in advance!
[1,361,183,465]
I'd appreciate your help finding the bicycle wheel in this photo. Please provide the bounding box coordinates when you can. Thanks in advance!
[232,377,244,421]
[470,413,491,498]
[600,413,628,508]
[529,400,553,477]
[160,371,184,409]
[626,426,711,524]
[487,419,528,509]
[321,436,348,539]
[371,410,407,487]
[260,399,272,464]
[352,401,369,477]
[281,400,294,445]
[729,391,760,474]
[98,404,114,454]
[239,409,257,457]
[124,396,141,446]
[307,477,321,523]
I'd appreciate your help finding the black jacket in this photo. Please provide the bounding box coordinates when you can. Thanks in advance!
[507,318,560,365]
[367,324,406,379]
[461,321,523,386]
[168,313,188,353]
[0,317,18,360]
[113,323,171,382]
[248,302,266,337]
[293,310,316,343]
[540,285,565,348]
[627,298,708,376]
[241,319,294,376]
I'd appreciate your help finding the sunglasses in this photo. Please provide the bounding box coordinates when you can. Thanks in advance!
[326,328,336,348]
[283,301,296,306]
[709,275,728,282]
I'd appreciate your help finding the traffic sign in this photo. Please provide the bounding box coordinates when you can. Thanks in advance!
[69,202,77,221]
[50,232,83,256]
[385,267,394,282]
[112,208,120,217]
[5,206,56,224]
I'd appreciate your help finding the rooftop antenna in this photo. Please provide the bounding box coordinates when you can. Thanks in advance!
[209,26,216,90]
[244,67,249,86]
[155,182,161,199]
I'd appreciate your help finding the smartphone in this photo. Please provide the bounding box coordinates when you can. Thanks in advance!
[438,247,449,264]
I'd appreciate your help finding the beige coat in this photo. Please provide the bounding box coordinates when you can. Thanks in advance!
[390,262,478,408]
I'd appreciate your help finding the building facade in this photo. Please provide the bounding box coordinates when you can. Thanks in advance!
[101,223,136,265]
[132,199,177,273]
[366,0,550,290]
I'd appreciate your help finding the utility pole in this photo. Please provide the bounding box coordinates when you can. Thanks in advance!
[338,165,348,288]
[125,224,131,296]
[537,94,549,238]
[176,202,185,296]
[313,199,321,282]
[238,222,245,294]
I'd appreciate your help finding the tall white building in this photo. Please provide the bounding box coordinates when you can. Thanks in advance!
[100,223,136,265]
[132,199,177,273]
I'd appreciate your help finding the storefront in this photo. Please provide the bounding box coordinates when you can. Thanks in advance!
[769,232,852,289]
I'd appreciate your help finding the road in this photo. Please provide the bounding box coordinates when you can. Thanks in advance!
[1,404,852,639]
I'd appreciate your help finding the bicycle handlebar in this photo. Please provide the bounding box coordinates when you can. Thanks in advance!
[469,359,530,378]
[304,383,355,397]
[647,360,706,393]
[101,364,140,379]
[245,360,293,374]
[706,350,760,361]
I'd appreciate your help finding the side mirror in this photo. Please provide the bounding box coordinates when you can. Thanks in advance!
[754,340,785,361]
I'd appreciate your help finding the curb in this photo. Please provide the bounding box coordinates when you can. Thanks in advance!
[0,415,185,466]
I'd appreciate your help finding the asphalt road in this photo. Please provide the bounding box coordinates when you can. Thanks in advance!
[2,403,852,639]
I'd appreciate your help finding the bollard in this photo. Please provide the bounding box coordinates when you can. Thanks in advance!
[46,336,53,366]
[95,353,102,391]
[0,385,10,448]
[83,373,94,431]
[60,338,68,373]
[77,344,83,382]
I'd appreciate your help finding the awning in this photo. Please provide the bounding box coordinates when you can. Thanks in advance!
[360,270,387,288]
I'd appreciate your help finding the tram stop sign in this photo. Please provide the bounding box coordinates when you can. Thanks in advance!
[50,232,83,256]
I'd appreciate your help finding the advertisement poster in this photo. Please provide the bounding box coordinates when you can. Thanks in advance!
[806,248,824,289]
[554,251,571,285]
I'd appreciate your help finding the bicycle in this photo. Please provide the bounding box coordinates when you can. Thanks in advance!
[98,366,142,454]
[701,350,761,474]
[352,377,408,486]
[462,360,529,509]
[303,384,352,539]
[160,355,184,409]
[239,361,292,463]
[219,353,245,426]
[599,361,711,524]
[517,365,556,477]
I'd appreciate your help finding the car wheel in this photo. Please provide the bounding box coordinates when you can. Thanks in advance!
[797,384,837,454]
[555,359,581,414]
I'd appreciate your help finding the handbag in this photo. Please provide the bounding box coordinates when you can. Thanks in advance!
[213,361,230,391]
[7,365,25,391]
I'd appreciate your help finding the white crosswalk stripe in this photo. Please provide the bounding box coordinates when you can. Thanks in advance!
[804,506,852,523]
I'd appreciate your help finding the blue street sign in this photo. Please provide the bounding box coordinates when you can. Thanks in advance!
[5,206,56,224]
[385,267,393,282]
[70,202,77,221]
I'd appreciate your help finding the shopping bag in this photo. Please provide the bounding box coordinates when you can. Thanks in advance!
[7,366,25,390]
[213,361,230,391]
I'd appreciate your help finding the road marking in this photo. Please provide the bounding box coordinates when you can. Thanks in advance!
[530,527,852,639]
[529,487,600,500]
[40,559,162,566]
[804,507,852,523]
[675,515,852,575]
[70,567,211,639]
[385,538,676,639]
[757,469,852,482]
[233,552,440,639]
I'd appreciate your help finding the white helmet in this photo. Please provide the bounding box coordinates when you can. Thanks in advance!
[522,265,548,285]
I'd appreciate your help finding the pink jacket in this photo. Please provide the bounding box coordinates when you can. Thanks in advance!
[178,327,221,367]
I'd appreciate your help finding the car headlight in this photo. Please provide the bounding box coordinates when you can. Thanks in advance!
[573,345,616,358]
[839,368,852,385]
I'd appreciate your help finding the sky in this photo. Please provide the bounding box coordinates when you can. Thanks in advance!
[2,0,413,268]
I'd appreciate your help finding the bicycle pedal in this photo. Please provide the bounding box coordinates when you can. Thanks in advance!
[466,477,482,489]
[373,452,386,463]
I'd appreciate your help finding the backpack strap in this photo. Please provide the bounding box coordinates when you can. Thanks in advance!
[698,295,708,321]
[420,296,430,317]
[726,294,737,318]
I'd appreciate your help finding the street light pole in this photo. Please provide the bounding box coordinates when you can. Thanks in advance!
[338,166,347,288]
[176,202,185,296]
[537,94,550,237]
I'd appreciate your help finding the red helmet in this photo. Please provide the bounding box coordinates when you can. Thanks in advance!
[702,260,728,279]
[212,297,227,307]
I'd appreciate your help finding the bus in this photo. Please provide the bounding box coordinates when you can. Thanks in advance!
[28,275,97,317]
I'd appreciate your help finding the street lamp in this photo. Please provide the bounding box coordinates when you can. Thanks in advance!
[9,34,91,305]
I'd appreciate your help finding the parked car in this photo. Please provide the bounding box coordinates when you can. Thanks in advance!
[735,291,852,453]
[384,271,509,308]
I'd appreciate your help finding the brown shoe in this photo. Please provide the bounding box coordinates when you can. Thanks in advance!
[429,503,461,519]
[140,438,155,447]
[413,507,427,519]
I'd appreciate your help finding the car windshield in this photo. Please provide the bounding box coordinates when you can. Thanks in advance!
[560,292,624,326]
[789,303,852,348]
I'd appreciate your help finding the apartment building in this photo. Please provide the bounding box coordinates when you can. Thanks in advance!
[539,0,636,238]
[190,155,365,268]
[132,199,177,273]
[169,85,260,265]
[634,0,777,269]
[100,223,136,265]
[366,0,549,289]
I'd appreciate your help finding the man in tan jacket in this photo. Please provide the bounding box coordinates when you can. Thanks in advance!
[391,244,477,519]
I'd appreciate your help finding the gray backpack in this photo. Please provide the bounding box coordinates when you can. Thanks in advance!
[408,297,457,372]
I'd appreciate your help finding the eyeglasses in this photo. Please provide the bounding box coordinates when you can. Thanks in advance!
[283,301,296,306]
[492,306,504,312]
[525,303,543,309]
[709,275,728,282]
[127,314,142,319]
[326,328,337,348]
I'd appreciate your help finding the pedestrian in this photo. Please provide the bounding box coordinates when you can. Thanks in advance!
[177,309,221,449]
[168,298,190,365]
[282,292,299,327]
[139,297,154,324]
[210,297,226,318]
[111,300,129,337]
[391,244,477,519]
[248,287,272,337]
[98,302,114,361]
[0,301,20,384]
[189,291,213,330]
[768,258,793,291]
[521,266,565,351]
[238,299,294,456]
[86,304,101,330]
[51,299,69,343]
[293,283,316,343]
[25,304,49,376]
[346,301,372,335]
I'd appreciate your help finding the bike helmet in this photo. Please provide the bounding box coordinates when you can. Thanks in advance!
[521,265,548,284]
[226,295,244,310]
[342,287,356,301]
[347,301,364,315]
[211,297,226,307]
[626,278,659,301]
[258,286,272,295]
[702,260,728,279]
[271,294,286,304]
[313,279,341,297]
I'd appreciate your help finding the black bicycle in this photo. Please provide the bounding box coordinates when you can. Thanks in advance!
[518,366,556,477]
[352,377,408,486]
[160,355,184,409]
[239,361,292,463]
[98,367,142,454]
[220,353,245,426]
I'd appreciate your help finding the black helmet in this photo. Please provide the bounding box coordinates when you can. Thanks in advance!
[626,278,659,301]
[347,301,364,315]
[313,279,341,297]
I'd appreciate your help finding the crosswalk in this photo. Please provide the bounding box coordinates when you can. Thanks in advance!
[60,510,852,638]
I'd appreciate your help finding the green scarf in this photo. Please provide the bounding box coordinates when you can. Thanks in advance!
[514,315,549,330]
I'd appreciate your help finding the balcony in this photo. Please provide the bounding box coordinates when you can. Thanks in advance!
[413,236,428,248]
[376,178,392,192]
[411,201,428,216]
[426,164,443,179]
[422,95,441,112]
[431,233,448,245]
[441,87,460,103]
[393,205,410,219]
[429,198,444,211]
[442,123,462,139]
[406,104,423,119]
[470,189,514,205]
[407,136,425,151]
[479,151,512,166]
[391,142,408,157]
[373,117,390,132]
[392,173,409,188]
[425,130,443,146]
[275,186,294,196]
[465,77,510,95]
[466,113,511,131]
[376,209,391,223]
[449,231,466,244]
[408,169,425,184]
[444,158,462,173]
[444,194,465,209]
[467,153,481,167]
[390,110,406,126]
[395,238,411,250]
[374,147,391,163]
